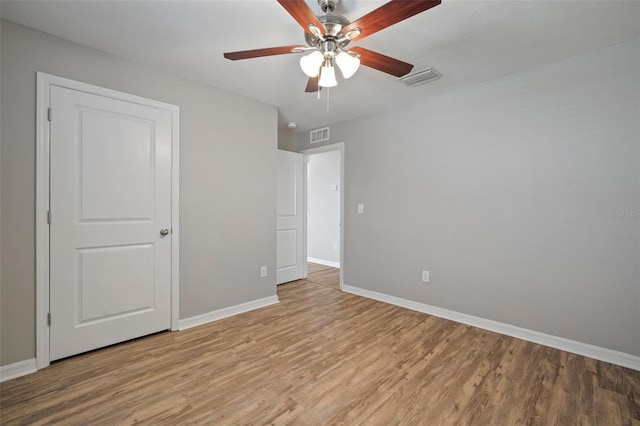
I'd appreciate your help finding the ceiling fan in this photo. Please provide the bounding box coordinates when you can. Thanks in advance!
[223,0,441,92]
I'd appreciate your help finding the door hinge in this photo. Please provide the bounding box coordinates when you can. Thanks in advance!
[47,312,51,326]
[47,210,51,225]
[47,107,52,122]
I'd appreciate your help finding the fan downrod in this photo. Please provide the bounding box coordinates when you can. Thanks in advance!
[318,0,339,13]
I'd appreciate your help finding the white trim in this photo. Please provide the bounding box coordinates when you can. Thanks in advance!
[36,72,180,369]
[179,296,280,330]
[342,284,640,371]
[36,72,51,369]
[170,101,180,332]
[302,156,309,280]
[300,143,345,290]
[307,257,340,268]
[0,359,37,382]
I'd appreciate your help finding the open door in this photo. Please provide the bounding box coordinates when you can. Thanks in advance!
[276,150,304,284]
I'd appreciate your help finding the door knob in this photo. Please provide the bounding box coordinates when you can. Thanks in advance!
[160,228,170,236]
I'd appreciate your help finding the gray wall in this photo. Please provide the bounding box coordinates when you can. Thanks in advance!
[300,39,640,356]
[0,20,278,366]
[277,128,299,153]
[0,19,3,362]
[307,150,341,265]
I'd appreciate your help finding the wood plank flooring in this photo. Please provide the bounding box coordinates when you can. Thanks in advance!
[1,269,639,425]
[306,262,340,289]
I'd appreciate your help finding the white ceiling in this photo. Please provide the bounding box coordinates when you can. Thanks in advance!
[1,0,638,131]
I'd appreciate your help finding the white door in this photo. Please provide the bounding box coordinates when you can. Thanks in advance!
[49,85,172,361]
[276,150,304,284]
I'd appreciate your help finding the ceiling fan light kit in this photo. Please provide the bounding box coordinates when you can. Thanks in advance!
[335,50,360,79]
[300,50,325,77]
[224,0,442,93]
[319,60,338,87]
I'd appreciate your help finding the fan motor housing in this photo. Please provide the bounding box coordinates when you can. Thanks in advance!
[305,14,351,47]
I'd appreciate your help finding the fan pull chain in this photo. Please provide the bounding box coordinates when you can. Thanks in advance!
[326,87,330,112]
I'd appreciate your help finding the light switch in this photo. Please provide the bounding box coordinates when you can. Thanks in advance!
[357,204,364,214]
[331,184,338,191]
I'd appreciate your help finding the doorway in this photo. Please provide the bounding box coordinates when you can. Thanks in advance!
[302,143,344,289]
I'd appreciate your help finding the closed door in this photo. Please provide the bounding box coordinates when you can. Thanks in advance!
[49,85,172,361]
[276,150,304,284]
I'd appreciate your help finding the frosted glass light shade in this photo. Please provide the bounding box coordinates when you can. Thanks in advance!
[300,51,324,77]
[335,51,360,79]
[318,65,338,87]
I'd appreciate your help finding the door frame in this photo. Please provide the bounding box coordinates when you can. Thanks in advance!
[35,72,180,369]
[300,143,345,289]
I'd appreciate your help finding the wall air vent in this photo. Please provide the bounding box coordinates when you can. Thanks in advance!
[399,67,442,88]
[310,126,330,144]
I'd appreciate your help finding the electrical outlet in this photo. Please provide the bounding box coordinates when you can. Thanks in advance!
[260,266,267,278]
[357,204,364,214]
[421,270,430,283]
[333,243,338,251]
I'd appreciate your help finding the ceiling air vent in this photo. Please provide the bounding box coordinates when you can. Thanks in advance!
[310,126,330,144]
[399,67,442,88]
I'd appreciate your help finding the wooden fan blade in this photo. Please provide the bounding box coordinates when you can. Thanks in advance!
[224,45,305,60]
[350,47,414,77]
[305,76,322,93]
[277,0,326,35]
[343,0,441,42]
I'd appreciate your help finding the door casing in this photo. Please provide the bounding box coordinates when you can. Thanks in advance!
[35,72,180,369]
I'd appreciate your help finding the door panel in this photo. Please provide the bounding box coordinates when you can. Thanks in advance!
[77,244,155,323]
[49,86,172,361]
[277,229,298,270]
[276,150,304,284]
[79,110,154,220]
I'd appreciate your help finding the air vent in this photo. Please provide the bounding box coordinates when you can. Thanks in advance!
[310,126,330,144]
[399,67,442,88]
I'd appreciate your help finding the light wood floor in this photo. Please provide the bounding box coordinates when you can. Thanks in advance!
[1,268,638,425]
[306,262,340,289]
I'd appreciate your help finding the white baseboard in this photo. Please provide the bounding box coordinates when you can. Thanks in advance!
[342,285,640,371]
[0,358,37,382]
[307,257,340,268]
[179,295,279,331]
